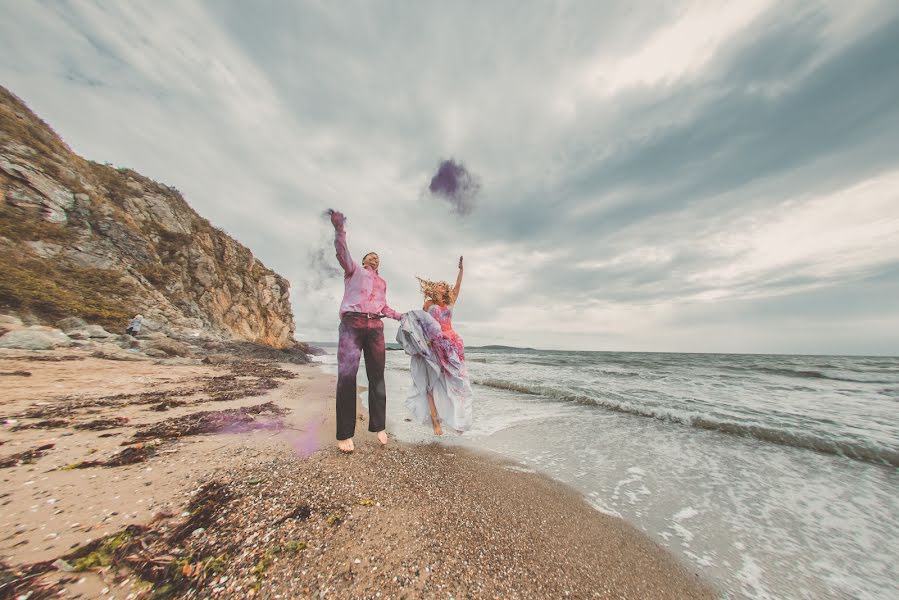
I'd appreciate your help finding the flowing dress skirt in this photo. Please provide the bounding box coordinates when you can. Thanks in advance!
[396,310,473,431]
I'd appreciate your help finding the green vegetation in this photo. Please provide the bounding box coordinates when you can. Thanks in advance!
[155,227,193,255]
[0,86,76,183]
[87,161,138,207]
[0,202,75,244]
[72,529,134,571]
[138,262,178,287]
[0,249,136,329]
[203,553,229,575]
[252,550,275,592]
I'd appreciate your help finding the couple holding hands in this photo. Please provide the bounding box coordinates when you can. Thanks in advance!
[329,210,473,453]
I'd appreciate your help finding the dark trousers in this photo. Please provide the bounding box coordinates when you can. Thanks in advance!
[336,315,386,440]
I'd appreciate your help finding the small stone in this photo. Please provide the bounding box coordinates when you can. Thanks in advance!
[53,558,74,572]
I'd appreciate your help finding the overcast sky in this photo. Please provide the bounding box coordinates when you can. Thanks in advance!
[2,1,898,354]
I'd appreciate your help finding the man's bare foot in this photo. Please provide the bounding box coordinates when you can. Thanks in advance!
[377,431,389,446]
[337,438,354,453]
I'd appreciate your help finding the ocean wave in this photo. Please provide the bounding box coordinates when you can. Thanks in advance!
[721,366,898,384]
[472,378,899,467]
[592,369,642,378]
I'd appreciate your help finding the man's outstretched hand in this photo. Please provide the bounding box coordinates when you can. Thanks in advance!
[330,210,346,229]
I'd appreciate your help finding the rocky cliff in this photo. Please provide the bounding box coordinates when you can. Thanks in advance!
[0,86,296,348]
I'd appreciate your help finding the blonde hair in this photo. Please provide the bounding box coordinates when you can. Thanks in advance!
[416,276,454,305]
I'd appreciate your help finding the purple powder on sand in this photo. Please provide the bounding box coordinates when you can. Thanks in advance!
[289,419,322,458]
[428,159,481,216]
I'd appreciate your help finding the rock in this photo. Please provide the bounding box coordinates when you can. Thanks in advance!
[0,89,301,352]
[0,158,75,223]
[20,314,41,326]
[156,357,200,366]
[66,329,90,340]
[90,347,150,362]
[201,354,232,365]
[0,315,25,337]
[3,142,37,157]
[52,558,74,572]
[144,337,191,357]
[56,317,87,332]
[143,348,169,358]
[84,324,114,339]
[0,315,24,327]
[124,194,192,235]
[117,334,141,349]
[303,344,328,356]
[0,328,71,350]
[25,240,63,258]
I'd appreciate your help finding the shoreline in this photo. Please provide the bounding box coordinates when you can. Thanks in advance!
[1,347,714,598]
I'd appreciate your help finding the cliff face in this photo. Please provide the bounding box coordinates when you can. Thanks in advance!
[0,86,296,348]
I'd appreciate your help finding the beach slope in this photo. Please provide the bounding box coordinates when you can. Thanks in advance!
[0,348,713,598]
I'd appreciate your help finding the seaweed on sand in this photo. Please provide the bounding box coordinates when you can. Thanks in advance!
[168,482,232,543]
[10,419,69,431]
[0,443,54,468]
[62,442,158,470]
[5,481,238,598]
[132,402,288,440]
[73,416,129,430]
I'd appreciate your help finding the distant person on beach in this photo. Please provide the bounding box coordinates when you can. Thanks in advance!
[330,210,404,453]
[126,314,143,337]
[396,257,473,435]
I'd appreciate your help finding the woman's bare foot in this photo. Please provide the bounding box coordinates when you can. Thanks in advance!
[337,438,354,453]
[377,431,389,446]
[431,418,443,436]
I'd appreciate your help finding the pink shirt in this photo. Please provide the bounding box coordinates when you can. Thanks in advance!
[334,226,402,320]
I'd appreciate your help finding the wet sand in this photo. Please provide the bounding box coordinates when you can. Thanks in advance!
[0,348,714,599]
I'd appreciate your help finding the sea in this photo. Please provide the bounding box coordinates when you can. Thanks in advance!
[311,345,899,600]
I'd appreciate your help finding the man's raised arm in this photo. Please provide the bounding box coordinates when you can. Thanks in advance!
[331,210,356,275]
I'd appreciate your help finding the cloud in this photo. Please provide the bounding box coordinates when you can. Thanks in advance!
[2,0,898,353]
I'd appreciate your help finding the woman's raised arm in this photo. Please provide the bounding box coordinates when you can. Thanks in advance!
[452,256,463,303]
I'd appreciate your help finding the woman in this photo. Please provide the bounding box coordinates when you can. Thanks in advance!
[126,314,143,337]
[396,257,473,435]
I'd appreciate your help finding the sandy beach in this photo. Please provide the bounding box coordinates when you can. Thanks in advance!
[1,348,714,599]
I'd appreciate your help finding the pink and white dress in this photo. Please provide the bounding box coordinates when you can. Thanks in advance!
[396,305,474,431]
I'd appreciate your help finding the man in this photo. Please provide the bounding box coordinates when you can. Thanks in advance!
[330,210,403,453]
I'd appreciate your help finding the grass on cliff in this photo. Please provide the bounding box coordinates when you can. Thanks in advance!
[0,202,76,244]
[0,86,85,186]
[0,249,136,329]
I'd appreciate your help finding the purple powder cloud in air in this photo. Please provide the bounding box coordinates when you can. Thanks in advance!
[304,208,343,290]
[428,159,481,216]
